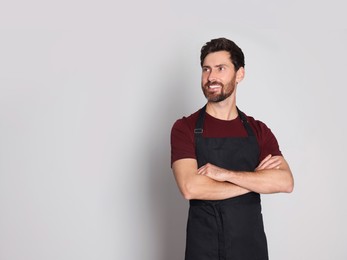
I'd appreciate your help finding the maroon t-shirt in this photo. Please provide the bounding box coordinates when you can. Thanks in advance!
[171,108,282,166]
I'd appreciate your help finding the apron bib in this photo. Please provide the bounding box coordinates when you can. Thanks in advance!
[185,106,268,260]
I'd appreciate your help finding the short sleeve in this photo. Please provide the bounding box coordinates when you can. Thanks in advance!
[170,118,196,166]
[251,119,282,161]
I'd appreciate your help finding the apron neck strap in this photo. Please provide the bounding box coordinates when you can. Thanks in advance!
[236,107,255,137]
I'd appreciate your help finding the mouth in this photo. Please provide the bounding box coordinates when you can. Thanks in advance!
[205,82,223,92]
[208,84,221,89]
[205,81,223,89]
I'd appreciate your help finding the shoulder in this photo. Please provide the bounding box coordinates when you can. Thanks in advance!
[245,113,272,136]
[237,109,272,136]
[241,110,282,159]
[171,109,201,134]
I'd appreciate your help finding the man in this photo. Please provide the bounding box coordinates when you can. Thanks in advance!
[170,37,294,260]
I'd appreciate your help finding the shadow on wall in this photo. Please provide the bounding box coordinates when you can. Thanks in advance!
[147,142,188,260]
[145,62,195,260]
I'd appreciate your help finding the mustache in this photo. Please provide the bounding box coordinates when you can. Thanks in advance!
[204,81,223,88]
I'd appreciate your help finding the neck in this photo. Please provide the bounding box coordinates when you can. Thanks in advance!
[206,95,238,120]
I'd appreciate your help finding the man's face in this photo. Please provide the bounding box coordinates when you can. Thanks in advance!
[201,51,240,102]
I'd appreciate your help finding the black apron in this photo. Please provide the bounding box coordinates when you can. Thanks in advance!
[185,106,268,260]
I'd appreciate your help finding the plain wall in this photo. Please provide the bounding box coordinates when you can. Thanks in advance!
[1,1,346,259]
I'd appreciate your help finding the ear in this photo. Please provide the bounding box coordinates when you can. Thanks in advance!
[235,67,245,83]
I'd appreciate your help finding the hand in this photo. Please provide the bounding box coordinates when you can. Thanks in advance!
[255,154,281,171]
[197,163,228,182]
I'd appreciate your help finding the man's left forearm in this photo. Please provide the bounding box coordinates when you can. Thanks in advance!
[225,167,294,194]
[198,155,294,194]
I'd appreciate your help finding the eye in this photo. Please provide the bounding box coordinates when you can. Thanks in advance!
[202,67,210,72]
[218,66,225,71]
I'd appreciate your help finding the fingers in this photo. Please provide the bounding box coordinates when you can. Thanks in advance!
[197,164,208,175]
[197,166,204,175]
[262,159,281,170]
[256,155,282,171]
[197,163,218,176]
[197,163,227,182]
[256,154,272,170]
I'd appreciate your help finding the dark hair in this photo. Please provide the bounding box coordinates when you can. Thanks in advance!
[200,37,245,71]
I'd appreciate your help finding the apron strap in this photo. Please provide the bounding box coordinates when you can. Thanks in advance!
[194,105,206,146]
[237,107,256,137]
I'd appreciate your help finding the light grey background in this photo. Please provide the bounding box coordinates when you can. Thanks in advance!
[0,0,346,259]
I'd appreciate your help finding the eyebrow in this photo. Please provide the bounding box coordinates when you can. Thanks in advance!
[202,64,229,68]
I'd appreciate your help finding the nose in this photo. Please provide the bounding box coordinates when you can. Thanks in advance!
[207,68,219,83]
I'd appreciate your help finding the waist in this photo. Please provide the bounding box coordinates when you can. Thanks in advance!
[189,192,260,206]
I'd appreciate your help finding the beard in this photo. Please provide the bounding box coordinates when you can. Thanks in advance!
[202,78,236,103]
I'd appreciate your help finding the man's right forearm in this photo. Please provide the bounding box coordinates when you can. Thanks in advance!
[183,174,250,200]
[172,158,250,201]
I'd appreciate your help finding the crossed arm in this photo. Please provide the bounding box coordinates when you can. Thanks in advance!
[172,155,294,200]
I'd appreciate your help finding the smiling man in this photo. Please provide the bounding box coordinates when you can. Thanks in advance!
[170,37,294,260]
